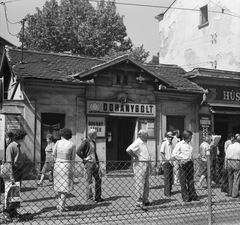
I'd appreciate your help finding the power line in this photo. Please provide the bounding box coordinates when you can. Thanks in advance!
[89,0,240,18]
[0,1,22,36]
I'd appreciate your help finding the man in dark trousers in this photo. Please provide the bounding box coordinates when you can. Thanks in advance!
[76,129,105,203]
[172,130,199,202]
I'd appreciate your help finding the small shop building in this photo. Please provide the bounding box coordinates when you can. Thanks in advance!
[0,47,204,175]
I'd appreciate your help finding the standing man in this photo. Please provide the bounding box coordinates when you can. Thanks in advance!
[126,129,151,207]
[3,129,27,222]
[159,131,174,197]
[76,129,105,203]
[172,130,181,185]
[197,134,212,189]
[225,133,240,198]
[172,130,199,202]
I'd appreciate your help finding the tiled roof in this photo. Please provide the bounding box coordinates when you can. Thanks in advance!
[6,47,105,82]
[145,64,204,93]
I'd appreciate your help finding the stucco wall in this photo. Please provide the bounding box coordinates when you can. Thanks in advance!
[158,0,240,72]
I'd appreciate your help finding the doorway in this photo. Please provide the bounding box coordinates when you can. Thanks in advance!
[106,116,136,171]
[41,113,65,163]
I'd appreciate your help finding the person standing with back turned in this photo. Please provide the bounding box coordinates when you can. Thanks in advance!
[76,129,105,203]
[126,129,151,208]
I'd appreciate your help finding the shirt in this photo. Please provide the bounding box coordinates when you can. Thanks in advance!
[224,140,232,154]
[172,140,193,161]
[6,141,21,165]
[199,141,210,161]
[160,140,174,163]
[225,142,240,160]
[126,137,151,162]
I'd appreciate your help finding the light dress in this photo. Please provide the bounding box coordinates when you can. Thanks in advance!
[53,139,76,193]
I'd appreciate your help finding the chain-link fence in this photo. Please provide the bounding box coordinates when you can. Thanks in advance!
[0,158,240,224]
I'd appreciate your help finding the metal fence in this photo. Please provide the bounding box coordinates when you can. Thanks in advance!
[0,158,240,225]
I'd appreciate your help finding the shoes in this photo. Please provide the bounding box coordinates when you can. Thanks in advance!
[143,201,152,206]
[37,181,43,186]
[2,212,12,223]
[95,197,105,202]
[86,198,95,204]
[183,199,191,202]
[57,205,67,212]
[191,197,200,201]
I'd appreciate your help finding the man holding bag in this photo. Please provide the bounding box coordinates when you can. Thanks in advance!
[2,129,27,222]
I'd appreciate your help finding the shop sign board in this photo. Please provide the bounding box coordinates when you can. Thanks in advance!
[87,100,156,117]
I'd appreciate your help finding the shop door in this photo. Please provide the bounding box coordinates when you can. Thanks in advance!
[106,117,136,171]
[41,113,65,164]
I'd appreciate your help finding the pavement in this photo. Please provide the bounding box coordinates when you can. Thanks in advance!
[0,174,239,225]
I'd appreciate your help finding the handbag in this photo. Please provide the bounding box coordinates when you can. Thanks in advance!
[6,182,21,208]
[0,163,10,179]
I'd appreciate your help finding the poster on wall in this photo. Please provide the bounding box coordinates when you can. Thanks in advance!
[199,114,211,143]
[87,117,105,137]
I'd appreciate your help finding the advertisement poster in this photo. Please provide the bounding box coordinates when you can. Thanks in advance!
[87,117,105,137]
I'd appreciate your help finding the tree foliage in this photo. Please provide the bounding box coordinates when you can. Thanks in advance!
[20,0,143,58]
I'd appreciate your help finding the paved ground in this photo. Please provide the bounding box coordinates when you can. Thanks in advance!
[0,174,239,224]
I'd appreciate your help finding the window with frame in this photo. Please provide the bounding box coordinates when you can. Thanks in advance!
[115,75,128,85]
[139,118,155,137]
[199,5,208,26]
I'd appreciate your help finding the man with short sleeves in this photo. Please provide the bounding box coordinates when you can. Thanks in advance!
[172,130,199,202]
[160,131,174,197]
[126,129,151,207]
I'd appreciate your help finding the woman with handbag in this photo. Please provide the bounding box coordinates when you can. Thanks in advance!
[2,129,27,222]
[53,128,76,212]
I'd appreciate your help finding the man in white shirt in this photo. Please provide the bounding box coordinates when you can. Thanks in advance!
[225,133,240,198]
[126,129,151,207]
[172,130,199,202]
[160,131,174,197]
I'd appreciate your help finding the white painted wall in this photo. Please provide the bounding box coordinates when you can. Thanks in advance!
[158,0,240,72]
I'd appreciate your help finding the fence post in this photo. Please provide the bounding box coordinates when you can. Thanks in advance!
[206,149,212,225]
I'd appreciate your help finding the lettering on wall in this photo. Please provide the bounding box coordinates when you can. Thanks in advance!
[87,117,105,137]
[207,87,240,102]
[199,114,212,144]
[87,100,156,117]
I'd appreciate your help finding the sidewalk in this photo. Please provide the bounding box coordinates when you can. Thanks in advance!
[0,175,239,224]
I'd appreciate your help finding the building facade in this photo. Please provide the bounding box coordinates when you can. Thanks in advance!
[156,0,240,72]
[0,47,204,176]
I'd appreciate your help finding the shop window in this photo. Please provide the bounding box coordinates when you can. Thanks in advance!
[139,118,155,137]
[199,5,209,28]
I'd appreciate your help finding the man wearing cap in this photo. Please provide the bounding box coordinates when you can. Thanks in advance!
[126,129,151,207]
[160,131,174,197]
[172,130,199,202]
[76,129,105,203]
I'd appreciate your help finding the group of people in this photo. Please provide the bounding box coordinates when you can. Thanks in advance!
[126,129,198,207]
[127,129,240,208]
[2,128,105,222]
[2,126,239,221]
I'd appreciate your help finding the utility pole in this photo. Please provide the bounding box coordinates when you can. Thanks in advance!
[21,18,26,63]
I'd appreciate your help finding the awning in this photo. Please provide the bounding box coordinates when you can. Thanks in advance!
[2,106,21,114]
[209,103,240,114]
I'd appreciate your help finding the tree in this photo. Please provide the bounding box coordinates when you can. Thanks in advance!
[103,44,150,63]
[20,0,133,57]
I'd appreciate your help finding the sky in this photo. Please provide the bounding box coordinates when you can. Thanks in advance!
[0,0,175,61]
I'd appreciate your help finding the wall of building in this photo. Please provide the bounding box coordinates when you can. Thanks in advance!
[158,0,240,72]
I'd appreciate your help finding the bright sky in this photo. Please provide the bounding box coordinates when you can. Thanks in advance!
[0,0,174,60]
